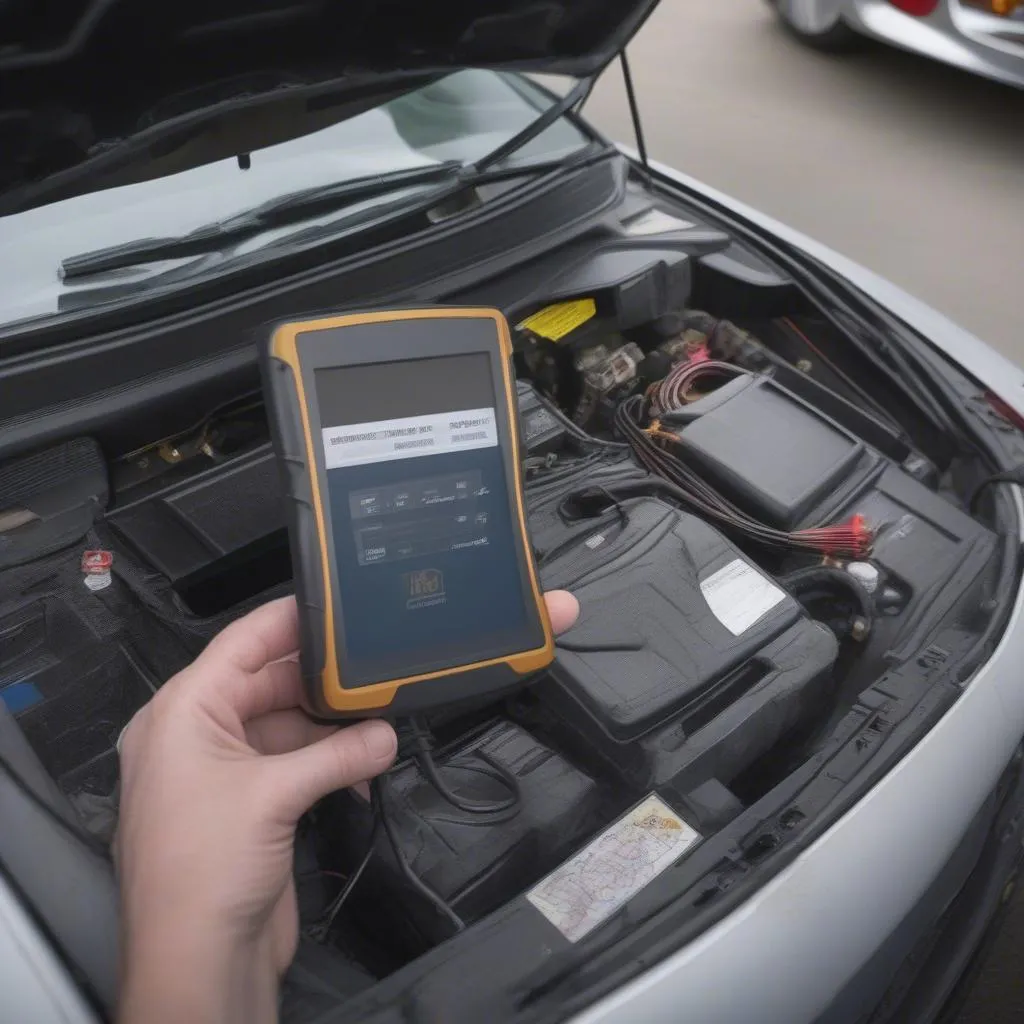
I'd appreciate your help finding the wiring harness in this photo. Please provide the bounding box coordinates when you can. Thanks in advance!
[615,360,873,558]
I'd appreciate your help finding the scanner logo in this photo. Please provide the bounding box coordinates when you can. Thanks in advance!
[404,568,446,610]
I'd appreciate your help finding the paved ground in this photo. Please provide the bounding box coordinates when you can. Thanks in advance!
[585,1,1022,360]
[585,4,1023,1021]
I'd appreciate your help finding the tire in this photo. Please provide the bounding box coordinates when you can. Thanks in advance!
[769,0,864,53]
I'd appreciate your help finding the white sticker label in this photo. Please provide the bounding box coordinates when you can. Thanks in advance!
[84,571,112,592]
[700,558,786,636]
[623,208,695,237]
[321,407,497,470]
[527,794,701,943]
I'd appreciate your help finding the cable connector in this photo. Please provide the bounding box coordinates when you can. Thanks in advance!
[794,515,873,559]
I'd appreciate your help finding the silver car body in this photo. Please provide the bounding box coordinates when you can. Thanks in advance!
[781,0,1024,86]
[3,140,1023,1024]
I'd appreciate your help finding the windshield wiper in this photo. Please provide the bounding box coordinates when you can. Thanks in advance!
[60,77,596,282]
[59,161,463,280]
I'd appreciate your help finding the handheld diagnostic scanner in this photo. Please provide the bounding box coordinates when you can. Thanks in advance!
[260,308,554,718]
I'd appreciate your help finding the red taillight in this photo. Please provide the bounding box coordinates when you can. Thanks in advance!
[887,0,939,13]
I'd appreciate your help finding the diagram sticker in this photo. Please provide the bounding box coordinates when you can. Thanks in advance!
[527,794,701,943]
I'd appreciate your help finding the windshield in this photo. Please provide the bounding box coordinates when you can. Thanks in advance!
[0,70,591,330]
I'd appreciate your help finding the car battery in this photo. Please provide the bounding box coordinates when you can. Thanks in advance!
[530,498,838,792]
[325,720,605,958]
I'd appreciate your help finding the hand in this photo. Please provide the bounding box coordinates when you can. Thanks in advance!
[116,590,578,1024]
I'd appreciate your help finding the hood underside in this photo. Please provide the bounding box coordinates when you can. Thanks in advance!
[0,0,658,213]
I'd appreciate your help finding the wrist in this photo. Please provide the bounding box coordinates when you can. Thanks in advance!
[119,918,279,1024]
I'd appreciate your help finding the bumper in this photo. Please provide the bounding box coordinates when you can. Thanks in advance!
[846,0,1024,88]
[569,153,1024,1024]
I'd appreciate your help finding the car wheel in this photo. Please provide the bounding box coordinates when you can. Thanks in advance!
[769,0,863,53]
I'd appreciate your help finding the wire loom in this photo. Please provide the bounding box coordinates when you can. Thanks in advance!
[615,361,873,558]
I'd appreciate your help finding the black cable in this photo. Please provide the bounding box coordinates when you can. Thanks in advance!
[311,796,381,941]
[0,753,111,862]
[372,776,465,935]
[405,717,520,816]
[416,748,521,816]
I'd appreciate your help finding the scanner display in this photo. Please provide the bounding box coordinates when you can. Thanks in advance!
[315,353,540,687]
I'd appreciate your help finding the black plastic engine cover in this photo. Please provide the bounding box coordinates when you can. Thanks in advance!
[107,446,286,591]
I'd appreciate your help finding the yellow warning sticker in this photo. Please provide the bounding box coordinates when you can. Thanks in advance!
[518,298,596,342]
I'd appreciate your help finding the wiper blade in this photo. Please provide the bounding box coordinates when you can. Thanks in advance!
[475,75,595,172]
[59,161,464,280]
[59,76,597,282]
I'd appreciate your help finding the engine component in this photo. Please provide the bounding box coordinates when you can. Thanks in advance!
[0,438,108,570]
[573,342,644,426]
[516,380,568,456]
[658,329,711,366]
[846,561,880,595]
[532,498,839,790]
[654,371,996,649]
[107,447,290,616]
[665,372,878,529]
[694,244,800,318]
[507,247,693,337]
[673,310,920,471]
[615,370,873,558]
[635,329,710,392]
[778,566,874,643]
[325,720,604,956]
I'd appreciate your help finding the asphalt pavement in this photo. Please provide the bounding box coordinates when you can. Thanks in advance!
[585,4,1023,1021]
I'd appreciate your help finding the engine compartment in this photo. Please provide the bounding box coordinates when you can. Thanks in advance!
[0,202,1008,1019]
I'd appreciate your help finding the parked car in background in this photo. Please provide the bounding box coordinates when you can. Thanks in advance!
[770,0,1024,86]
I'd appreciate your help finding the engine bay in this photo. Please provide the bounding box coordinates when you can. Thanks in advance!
[0,197,1009,1020]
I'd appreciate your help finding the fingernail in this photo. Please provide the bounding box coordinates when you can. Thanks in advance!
[362,720,397,761]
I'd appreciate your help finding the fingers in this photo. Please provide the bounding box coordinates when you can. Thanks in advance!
[267,719,397,822]
[200,597,300,675]
[544,590,579,635]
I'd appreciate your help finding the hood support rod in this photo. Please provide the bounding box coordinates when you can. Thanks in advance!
[619,51,649,172]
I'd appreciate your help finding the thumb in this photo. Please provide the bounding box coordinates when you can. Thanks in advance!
[267,719,397,821]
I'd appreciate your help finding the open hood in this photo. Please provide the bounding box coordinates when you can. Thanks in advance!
[0,0,658,214]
